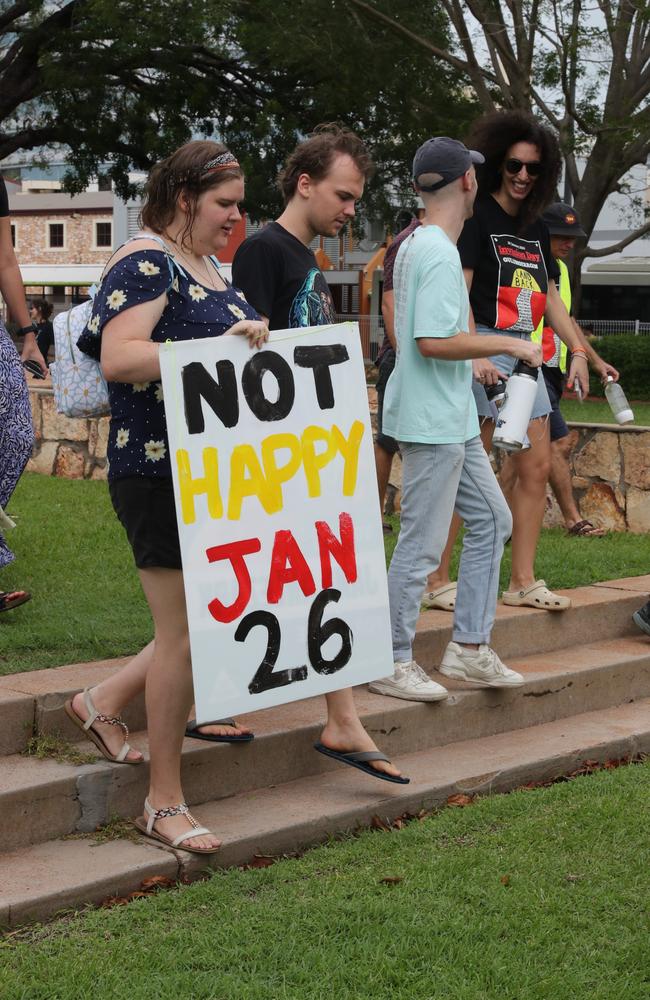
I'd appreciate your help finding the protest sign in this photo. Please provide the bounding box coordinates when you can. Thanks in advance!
[159,323,393,722]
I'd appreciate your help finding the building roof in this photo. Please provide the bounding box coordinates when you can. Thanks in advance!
[8,191,114,213]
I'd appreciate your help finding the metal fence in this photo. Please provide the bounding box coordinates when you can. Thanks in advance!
[337,314,385,361]
[577,319,650,336]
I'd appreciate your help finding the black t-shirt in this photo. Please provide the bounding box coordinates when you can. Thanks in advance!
[0,181,8,218]
[232,221,335,331]
[458,195,559,334]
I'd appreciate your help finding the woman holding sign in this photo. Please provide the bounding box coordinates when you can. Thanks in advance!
[67,141,269,854]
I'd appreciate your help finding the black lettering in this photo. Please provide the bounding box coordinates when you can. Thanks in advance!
[293,344,349,410]
[307,588,353,675]
[182,360,238,433]
[236,610,308,695]
[242,351,295,422]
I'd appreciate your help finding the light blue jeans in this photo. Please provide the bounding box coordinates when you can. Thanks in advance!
[388,435,512,661]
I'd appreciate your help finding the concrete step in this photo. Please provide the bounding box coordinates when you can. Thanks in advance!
[1,575,648,759]
[2,635,649,853]
[3,697,649,929]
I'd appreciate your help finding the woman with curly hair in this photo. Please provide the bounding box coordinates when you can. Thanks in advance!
[458,110,589,611]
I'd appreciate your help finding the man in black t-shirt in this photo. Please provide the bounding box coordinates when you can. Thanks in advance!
[232,126,408,787]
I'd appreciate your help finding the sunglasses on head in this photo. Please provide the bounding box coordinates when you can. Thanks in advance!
[504,157,542,177]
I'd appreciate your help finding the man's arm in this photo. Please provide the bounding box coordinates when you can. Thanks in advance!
[380,288,396,349]
[463,267,502,386]
[418,330,541,367]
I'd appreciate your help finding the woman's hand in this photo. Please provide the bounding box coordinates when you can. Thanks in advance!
[227,320,269,349]
[20,335,48,377]
[566,354,590,393]
[508,339,543,368]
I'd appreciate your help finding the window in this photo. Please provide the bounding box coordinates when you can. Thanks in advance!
[48,222,65,248]
[97,173,112,192]
[95,221,112,248]
[10,223,16,247]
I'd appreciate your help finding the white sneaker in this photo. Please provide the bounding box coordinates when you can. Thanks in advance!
[439,642,524,688]
[439,642,525,687]
[369,660,448,702]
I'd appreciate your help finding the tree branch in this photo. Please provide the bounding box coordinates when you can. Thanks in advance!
[583,220,650,258]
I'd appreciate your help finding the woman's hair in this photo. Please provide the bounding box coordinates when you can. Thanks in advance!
[140,140,243,247]
[30,297,53,321]
[465,111,561,230]
[277,124,374,204]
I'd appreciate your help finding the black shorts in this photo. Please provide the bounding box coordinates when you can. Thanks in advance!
[542,366,569,442]
[109,476,182,570]
[375,351,399,456]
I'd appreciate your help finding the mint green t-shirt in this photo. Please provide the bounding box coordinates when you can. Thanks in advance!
[383,224,479,444]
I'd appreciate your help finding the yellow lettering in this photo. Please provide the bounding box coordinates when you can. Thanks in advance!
[260,433,303,513]
[228,443,275,520]
[176,448,222,524]
[301,425,337,498]
[331,420,364,495]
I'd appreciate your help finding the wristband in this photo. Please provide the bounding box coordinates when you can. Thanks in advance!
[17,323,38,336]
[571,349,588,359]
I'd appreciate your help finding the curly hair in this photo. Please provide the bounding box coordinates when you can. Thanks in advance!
[140,140,243,248]
[464,111,561,231]
[277,123,374,204]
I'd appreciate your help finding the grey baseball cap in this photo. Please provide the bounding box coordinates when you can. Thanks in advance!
[413,137,484,192]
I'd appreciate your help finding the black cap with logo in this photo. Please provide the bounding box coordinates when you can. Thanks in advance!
[542,202,586,237]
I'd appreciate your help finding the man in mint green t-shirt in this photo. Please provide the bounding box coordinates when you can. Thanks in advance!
[370,137,541,703]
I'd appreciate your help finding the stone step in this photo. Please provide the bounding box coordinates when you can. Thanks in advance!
[1,575,647,758]
[3,697,649,929]
[2,635,649,853]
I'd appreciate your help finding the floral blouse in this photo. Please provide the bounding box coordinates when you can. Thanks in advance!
[81,246,259,481]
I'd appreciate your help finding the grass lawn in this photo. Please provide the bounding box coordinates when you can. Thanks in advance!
[561,396,650,425]
[2,473,650,676]
[1,760,649,999]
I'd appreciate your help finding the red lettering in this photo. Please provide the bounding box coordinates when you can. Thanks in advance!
[267,530,316,604]
[316,513,357,588]
[206,537,261,623]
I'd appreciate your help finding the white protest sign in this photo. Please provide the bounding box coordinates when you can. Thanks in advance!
[160,322,392,722]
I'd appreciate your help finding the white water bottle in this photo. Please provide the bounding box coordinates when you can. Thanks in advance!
[604,376,633,424]
[492,362,539,451]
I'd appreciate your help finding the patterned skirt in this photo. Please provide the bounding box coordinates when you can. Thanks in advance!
[0,321,34,569]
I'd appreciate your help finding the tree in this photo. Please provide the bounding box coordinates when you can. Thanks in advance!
[0,0,477,222]
[348,0,650,276]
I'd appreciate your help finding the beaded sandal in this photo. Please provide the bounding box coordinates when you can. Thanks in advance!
[64,687,143,765]
[134,798,221,854]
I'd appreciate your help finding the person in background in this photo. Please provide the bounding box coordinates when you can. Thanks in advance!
[29,298,54,366]
[370,137,535,703]
[233,124,408,784]
[0,178,47,613]
[375,201,423,534]
[532,202,619,537]
[459,110,590,612]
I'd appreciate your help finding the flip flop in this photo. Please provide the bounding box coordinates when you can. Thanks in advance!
[185,717,254,743]
[567,519,606,537]
[313,742,409,784]
[0,590,31,612]
[502,579,571,611]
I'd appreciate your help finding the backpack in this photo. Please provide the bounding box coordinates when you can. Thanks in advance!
[50,234,176,419]
[50,293,110,418]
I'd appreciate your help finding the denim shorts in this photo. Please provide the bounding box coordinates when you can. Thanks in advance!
[472,325,551,421]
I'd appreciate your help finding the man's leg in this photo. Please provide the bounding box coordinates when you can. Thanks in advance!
[370,442,462,702]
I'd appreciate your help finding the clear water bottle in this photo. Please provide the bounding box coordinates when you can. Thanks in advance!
[604,376,634,424]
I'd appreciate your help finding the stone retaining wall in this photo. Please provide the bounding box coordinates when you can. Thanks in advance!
[27,385,108,480]
[367,386,650,533]
[27,384,650,531]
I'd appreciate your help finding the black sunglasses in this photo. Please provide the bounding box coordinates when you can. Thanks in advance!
[504,157,542,177]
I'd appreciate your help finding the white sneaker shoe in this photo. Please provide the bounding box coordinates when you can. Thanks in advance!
[439,642,524,688]
[369,660,448,702]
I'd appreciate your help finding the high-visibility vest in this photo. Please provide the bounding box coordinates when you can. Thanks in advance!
[532,258,571,372]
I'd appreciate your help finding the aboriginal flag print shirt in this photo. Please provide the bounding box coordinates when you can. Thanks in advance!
[458,194,560,335]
